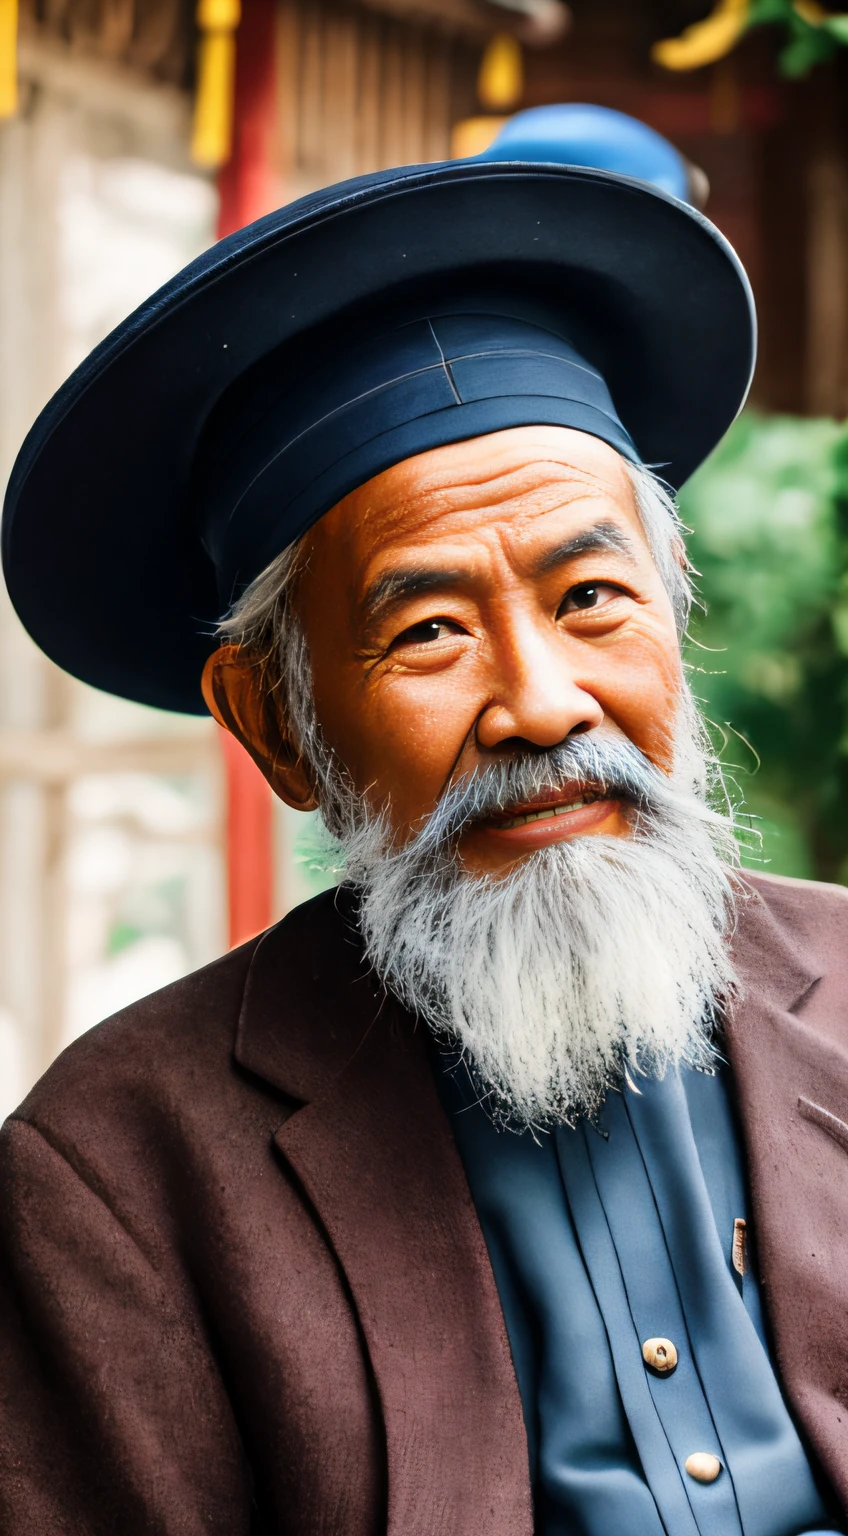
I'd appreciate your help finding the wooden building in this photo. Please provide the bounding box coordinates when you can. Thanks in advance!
[516,4,848,419]
[0,0,845,1100]
[12,0,845,416]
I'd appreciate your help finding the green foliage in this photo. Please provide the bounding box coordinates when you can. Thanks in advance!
[746,0,848,78]
[680,411,848,882]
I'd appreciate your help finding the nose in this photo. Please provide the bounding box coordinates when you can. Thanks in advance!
[475,624,605,752]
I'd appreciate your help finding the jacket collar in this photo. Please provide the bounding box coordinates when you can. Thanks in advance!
[724,872,848,1508]
[235,885,533,1536]
[235,873,848,1522]
[234,885,381,1100]
[727,871,819,1017]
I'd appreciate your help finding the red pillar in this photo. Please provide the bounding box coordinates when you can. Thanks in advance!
[216,0,278,948]
[217,0,277,240]
[220,731,274,947]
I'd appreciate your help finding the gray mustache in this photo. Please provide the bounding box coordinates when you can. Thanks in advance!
[414,734,668,851]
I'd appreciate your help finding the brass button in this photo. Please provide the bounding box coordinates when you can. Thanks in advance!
[685,1452,722,1484]
[642,1337,678,1375]
[732,1217,747,1277]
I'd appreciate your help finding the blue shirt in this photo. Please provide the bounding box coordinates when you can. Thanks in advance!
[435,1055,840,1536]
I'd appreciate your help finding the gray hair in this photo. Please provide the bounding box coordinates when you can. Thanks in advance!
[218,459,692,761]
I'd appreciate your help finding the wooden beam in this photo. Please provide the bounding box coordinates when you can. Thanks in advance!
[805,61,848,418]
[16,34,191,146]
[347,0,497,41]
[346,0,569,44]
[0,730,220,782]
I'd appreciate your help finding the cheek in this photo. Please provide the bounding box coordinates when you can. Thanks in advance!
[313,664,481,817]
[596,618,683,769]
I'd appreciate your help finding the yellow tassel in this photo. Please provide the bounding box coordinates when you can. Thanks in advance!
[651,0,749,71]
[477,33,524,112]
[0,0,18,120]
[191,0,241,170]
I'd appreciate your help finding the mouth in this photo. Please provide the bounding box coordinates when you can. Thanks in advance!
[456,781,626,865]
[479,784,608,831]
[492,790,606,831]
[454,774,632,872]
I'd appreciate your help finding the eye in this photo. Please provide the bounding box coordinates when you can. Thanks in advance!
[391,617,462,648]
[558,582,624,616]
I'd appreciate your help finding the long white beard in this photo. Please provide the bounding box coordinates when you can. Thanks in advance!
[308,697,739,1129]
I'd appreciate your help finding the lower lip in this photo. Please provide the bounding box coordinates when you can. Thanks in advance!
[470,797,622,851]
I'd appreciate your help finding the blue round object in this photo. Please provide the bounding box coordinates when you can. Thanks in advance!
[479,104,691,203]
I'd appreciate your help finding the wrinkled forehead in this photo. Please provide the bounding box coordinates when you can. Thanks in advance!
[302,425,649,596]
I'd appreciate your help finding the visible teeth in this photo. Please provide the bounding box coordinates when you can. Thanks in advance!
[499,796,594,829]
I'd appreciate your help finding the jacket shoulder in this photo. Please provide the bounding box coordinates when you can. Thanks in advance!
[740,868,848,975]
[0,889,355,1291]
[10,887,350,1135]
[15,887,353,1125]
[10,930,262,1133]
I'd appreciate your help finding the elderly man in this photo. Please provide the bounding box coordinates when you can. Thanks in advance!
[1,147,847,1536]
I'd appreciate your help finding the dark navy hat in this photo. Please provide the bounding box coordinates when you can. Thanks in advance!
[2,159,756,715]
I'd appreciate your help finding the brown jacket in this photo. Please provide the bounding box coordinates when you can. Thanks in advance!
[1,869,847,1533]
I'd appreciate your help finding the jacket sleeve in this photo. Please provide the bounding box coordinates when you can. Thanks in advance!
[0,1115,254,1534]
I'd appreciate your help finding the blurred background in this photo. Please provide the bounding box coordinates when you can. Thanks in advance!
[0,0,846,1114]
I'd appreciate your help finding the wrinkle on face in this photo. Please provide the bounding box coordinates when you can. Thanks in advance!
[351,425,634,529]
[294,426,684,870]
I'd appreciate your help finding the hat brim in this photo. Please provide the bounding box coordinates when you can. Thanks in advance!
[2,160,755,715]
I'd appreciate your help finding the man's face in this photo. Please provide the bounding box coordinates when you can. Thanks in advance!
[293,425,683,874]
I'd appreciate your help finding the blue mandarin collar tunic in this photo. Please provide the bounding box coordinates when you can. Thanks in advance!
[434,1055,840,1536]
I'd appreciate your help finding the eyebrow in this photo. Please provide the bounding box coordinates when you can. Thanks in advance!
[536,520,638,572]
[361,520,638,625]
[361,566,467,623]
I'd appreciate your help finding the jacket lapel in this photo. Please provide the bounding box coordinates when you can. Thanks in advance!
[726,878,848,1506]
[236,876,848,1523]
[235,892,532,1536]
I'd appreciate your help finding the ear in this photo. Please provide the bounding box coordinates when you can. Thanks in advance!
[201,645,319,812]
